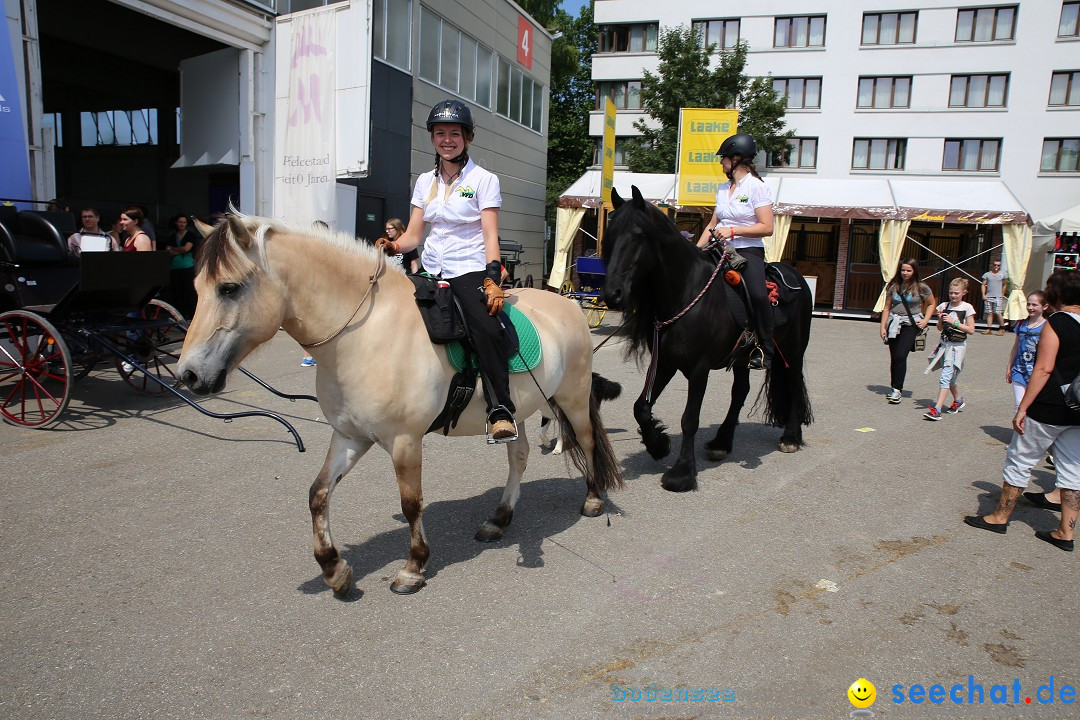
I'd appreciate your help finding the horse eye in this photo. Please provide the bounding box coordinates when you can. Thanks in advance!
[218,282,242,297]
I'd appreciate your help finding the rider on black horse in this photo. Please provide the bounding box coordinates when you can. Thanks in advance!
[696,133,776,370]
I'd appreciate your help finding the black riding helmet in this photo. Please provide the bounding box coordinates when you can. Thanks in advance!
[716,133,757,159]
[426,99,474,133]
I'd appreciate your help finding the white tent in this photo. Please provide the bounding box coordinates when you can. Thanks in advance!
[1030,201,1080,295]
[1035,201,1080,237]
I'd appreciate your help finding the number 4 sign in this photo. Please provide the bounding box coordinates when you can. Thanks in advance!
[517,15,533,69]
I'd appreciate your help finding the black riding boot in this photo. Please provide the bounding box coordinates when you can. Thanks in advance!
[739,248,774,370]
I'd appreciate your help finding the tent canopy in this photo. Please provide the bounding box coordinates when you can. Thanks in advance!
[1034,201,1080,236]
[558,171,1032,225]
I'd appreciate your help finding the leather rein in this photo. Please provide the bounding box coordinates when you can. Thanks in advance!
[301,251,388,349]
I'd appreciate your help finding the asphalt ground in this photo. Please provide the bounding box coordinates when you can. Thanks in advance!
[1,312,1076,720]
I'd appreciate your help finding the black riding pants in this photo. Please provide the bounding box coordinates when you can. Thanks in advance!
[888,323,917,391]
[446,271,516,418]
[740,247,774,364]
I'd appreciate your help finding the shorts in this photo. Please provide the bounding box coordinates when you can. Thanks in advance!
[940,362,962,389]
[984,297,1003,315]
[1003,418,1080,491]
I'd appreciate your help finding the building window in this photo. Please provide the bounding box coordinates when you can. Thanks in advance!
[853,138,906,170]
[943,138,1001,171]
[80,109,157,146]
[594,137,629,166]
[596,81,642,110]
[496,56,543,132]
[955,6,1016,42]
[692,18,740,51]
[857,76,911,108]
[372,0,410,70]
[768,137,818,169]
[1049,70,1080,105]
[861,12,917,45]
[42,112,63,148]
[774,16,826,48]
[949,74,1009,107]
[597,23,658,53]
[419,8,493,108]
[1041,138,1080,172]
[773,77,822,109]
[1060,2,1079,37]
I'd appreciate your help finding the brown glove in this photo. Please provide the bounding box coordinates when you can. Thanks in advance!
[374,237,399,255]
[482,277,505,316]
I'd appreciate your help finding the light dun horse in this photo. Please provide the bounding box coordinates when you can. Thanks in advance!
[178,212,622,596]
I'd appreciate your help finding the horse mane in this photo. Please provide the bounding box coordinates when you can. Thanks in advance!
[605,197,709,363]
[197,208,398,282]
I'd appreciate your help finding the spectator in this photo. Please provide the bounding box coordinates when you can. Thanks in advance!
[923,278,976,420]
[964,270,1080,551]
[119,206,154,251]
[67,207,117,255]
[981,260,1007,335]
[164,214,199,318]
[879,258,935,404]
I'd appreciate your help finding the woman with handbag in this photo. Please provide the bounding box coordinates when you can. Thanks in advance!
[879,258,935,404]
[964,270,1080,551]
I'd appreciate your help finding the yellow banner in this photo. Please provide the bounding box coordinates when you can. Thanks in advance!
[675,108,738,206]
[601,97,616,204]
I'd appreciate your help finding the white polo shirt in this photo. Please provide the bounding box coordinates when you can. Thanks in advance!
[411,158,501,279]
[712,173,773,250]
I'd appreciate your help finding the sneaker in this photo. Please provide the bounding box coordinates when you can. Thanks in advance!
[924,407,942,421]
[945,397,966,414]
[981,329,992,335]
[300,356,316,367]
[121,361,134,374]
[886,389,902,404]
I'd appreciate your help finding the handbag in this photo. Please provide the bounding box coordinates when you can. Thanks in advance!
[897,285,926,353]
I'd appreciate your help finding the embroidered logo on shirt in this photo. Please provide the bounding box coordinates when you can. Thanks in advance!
[458,186,476,198]
[736,194,749,204]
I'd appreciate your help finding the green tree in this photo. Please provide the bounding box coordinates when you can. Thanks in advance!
[516,0,560,27]
[625,26,793,173]
[544,3,596,222]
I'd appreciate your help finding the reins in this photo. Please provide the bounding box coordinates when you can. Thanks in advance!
[302,251,388,349]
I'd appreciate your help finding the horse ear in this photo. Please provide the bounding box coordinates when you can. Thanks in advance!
[192,218,214,239]
[611,187,624,209]
[226,213,254,249]
[631,185,646,209]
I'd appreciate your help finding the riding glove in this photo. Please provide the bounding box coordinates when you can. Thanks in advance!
[482,278,505,316]
[375,237,399,255]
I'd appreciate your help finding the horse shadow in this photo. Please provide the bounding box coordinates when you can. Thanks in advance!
[297,475,625,597]
[617,418,788,479]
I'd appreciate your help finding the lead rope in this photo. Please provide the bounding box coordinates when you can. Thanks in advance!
[301,251,387,349]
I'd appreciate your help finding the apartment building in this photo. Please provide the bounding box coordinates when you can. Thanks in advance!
[582,1,1079,307]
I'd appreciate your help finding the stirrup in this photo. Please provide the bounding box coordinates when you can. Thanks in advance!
[486,408,519,444]
[747,345,766,370]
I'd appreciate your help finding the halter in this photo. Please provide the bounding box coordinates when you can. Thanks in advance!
[301,251,388,349]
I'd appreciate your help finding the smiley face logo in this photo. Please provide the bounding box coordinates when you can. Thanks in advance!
[848,678,876,708]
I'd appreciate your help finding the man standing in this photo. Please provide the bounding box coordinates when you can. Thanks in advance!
[981,260,1007,335]
[67,207,116,255]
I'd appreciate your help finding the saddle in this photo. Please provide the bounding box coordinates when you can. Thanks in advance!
[722,261,805,331]
[409,275,542,435]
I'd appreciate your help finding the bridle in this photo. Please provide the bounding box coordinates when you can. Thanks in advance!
[301,251,388,348]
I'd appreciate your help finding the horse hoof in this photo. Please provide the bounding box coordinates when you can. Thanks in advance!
[389,571,426,594]
[581,498,604,517]
[644,438,671,460]
[705,448,729,462]
[661,473,698,493]
[328,562,354,598]
[778,441,800,453]
[475,521,504,543]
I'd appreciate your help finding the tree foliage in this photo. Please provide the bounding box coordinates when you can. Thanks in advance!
[544,3,596,221]
[625,25,793,174]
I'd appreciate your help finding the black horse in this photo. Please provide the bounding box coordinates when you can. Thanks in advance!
[602,186,813,492]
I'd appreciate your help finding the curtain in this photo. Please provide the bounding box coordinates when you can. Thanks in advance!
[1003,223,1033,321]
[547,207,586,289]
[872,219,912,312]
[764,214,792,263]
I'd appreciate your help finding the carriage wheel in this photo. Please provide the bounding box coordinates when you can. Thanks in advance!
[585,303,607,329]
[524,274,534,288]
[114,299,188,395]
[0,310,73,428]
[559,279,574,296]
[513,278,523,289]
[62,331,103,381]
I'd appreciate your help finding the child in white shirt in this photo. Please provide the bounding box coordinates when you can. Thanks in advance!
[924,278,977,420]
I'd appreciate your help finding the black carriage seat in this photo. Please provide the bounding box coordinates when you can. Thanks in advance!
[0,208,70,265]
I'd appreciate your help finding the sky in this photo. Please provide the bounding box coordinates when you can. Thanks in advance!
[559,0,591,17]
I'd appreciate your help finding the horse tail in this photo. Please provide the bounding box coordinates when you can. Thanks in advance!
[558,373,624,492]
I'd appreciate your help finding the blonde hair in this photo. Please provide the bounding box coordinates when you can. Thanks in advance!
[949,278,969,294]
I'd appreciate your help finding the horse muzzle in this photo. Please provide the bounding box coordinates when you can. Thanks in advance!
[179,366,227,395]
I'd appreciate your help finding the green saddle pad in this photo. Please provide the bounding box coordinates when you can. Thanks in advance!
[446,303,541,373]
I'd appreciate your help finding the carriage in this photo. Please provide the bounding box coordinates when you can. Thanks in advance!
[0,207,309,449]
[558,255,607,328]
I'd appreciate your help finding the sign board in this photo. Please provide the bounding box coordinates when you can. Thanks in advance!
[601,98,616,204]
[517,15,533,69]
[675,108,738,206]
[0,21,32,207]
